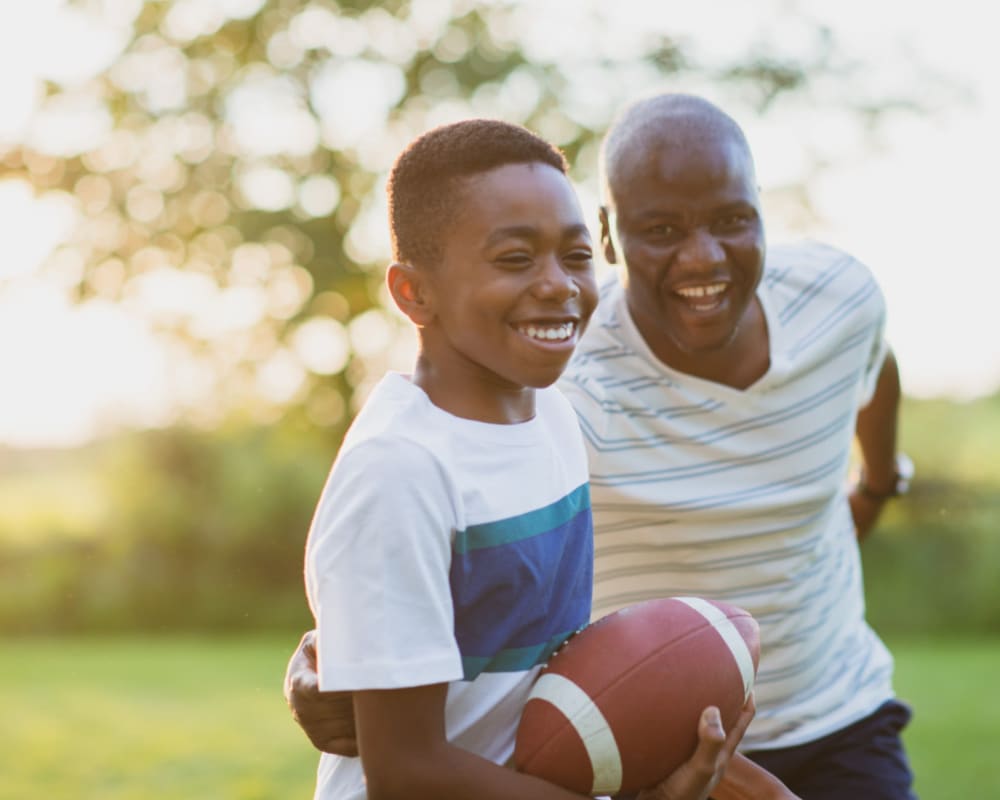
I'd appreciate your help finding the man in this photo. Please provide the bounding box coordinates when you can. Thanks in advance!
[287,94,915,799]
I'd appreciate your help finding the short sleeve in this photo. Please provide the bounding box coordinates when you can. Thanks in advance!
[304,436,463,691]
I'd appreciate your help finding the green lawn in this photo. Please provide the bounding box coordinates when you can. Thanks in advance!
[891,638,1000,798]
[1,635,996,799]
[0,635,318,800]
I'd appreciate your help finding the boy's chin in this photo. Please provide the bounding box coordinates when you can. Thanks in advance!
[517,369,567,390]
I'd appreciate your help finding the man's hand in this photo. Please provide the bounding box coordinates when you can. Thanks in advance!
[283,630,358,756]
[848,485,887,542]
[637,697,757,800]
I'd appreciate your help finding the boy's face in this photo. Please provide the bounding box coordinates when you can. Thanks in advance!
[421,162,598,398]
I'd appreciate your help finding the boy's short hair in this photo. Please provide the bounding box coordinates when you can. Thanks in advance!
[388,119,569,267]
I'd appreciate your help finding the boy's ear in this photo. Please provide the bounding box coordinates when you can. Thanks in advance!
[387,261,434,325]
[598,206,617,265]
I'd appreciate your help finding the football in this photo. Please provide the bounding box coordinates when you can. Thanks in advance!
[513,596,760,796]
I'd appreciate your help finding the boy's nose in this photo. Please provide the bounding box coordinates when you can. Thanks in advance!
[533,256,580,300]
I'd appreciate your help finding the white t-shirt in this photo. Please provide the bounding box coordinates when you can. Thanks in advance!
[305,373,593,798]
[559,240,894,750]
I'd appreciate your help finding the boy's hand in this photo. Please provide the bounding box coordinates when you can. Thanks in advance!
[637,697,756,800]
[285,637,797,800]
[283,630,358,756]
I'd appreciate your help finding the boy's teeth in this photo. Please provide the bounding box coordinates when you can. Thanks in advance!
[521,323,574,341]
[677,283,726,298]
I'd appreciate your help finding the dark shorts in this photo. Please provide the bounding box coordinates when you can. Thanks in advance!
[743,699,917,800]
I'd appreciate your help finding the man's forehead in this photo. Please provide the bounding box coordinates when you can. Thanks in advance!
[602,97,748,178]
[611,127,752,193]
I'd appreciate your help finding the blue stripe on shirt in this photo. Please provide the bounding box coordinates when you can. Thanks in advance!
[450,485,593,680]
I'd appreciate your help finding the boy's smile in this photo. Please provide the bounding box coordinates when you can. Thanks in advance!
[415,161,597,423]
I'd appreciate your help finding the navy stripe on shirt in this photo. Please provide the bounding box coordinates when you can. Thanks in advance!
[450,484,593,680]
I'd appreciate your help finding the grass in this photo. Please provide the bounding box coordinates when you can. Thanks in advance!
[0,634,996,799]
[0,635,317,800]
[891,637,1000,798]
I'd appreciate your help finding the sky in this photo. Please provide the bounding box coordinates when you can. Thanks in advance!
[0,0,997,448]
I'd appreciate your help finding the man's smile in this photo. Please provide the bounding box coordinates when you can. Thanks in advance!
[673,282,730,312]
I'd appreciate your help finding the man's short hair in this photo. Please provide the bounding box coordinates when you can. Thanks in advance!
[599,93,751,206]
[388,119,568,267]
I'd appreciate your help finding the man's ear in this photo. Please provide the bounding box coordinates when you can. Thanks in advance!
[386,262,434,326]
[598,206,617,265]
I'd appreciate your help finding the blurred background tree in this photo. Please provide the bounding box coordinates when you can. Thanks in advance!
[2,0,938,439]
[0,0,994,636]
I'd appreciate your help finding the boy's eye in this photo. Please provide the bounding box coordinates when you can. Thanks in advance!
[495,253,533,269]
[564,249,594,269]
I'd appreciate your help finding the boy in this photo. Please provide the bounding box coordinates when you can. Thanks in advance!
[302,119,751,800]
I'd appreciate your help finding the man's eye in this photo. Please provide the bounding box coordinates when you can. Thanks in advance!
[645,224,677,238]
[716,214,752,232]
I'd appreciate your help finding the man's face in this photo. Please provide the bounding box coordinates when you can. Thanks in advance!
[423,162,598,394]
[603,129,765,367]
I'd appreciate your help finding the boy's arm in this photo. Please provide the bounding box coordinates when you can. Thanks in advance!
[354,682,586,799]
[354,682,753,800]
[285,631,798,799]
[710,753,801,800]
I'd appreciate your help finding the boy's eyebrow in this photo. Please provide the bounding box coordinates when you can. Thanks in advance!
[483,223,592,247]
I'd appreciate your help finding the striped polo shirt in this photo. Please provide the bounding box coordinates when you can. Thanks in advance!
[559,240,895,750]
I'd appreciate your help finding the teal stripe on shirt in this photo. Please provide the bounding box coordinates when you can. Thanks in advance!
[460,629,579,676]
[453,483,591,554]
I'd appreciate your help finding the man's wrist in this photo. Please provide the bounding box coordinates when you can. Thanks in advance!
[857,452,914,500]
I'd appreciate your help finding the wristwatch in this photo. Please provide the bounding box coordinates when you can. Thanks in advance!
[858,453,914,500]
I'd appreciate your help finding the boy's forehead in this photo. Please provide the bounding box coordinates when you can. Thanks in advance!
[460,162,579,212]
[445,162,589,243]
[460,160,557,193]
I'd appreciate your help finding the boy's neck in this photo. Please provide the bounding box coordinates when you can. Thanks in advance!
[411,360,537,424]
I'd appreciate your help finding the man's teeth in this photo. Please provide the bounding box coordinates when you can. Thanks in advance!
[520,323,575,341]
[676,283,726,299]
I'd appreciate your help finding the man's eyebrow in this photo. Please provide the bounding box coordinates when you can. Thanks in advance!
[632,209,681,222]
[483,223,592,247]
[631,202,755,222]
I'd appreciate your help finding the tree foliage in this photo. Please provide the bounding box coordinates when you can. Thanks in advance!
[2,0,935,435]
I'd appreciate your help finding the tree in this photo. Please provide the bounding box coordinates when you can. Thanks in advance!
[2,0,938,440]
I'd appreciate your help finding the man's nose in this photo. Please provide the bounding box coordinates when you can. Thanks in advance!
[676,228,725,271]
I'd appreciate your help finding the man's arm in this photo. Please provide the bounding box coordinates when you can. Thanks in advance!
[283,629,358,756]
[850,350,903,541]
